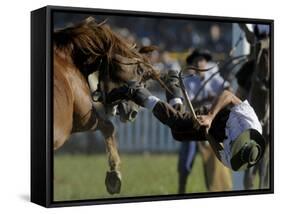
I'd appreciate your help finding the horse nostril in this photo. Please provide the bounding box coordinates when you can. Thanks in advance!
[129,111,138,120]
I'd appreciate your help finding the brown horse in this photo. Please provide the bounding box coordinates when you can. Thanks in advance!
[53,17,159,194]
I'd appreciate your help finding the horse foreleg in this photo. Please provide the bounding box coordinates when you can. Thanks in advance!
[98,118,121,194]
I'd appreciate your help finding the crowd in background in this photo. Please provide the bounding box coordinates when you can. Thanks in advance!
[54,12,232,54]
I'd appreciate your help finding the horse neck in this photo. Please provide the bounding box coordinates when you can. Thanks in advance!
[55,50,92,97]
[55,51,97,132]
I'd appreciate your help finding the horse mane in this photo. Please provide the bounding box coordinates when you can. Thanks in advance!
[53,17,143,70]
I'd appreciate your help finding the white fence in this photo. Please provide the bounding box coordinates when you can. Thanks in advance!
[112,109,179,153]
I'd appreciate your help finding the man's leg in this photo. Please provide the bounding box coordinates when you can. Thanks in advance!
[165,70,185,113]
[152,101,206,141]
[178,141,197,194]
[106,85,206,141]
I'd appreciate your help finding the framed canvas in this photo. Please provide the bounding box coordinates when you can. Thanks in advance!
[31,5,274,207]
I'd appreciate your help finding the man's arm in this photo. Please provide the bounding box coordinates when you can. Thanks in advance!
[209,90,241,119]
[196,90,242,161]
[197,90,242,131]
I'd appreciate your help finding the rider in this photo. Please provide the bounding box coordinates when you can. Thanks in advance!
[106,80,265,171]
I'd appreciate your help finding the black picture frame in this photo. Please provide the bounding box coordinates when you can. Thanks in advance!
[31,5,274,208]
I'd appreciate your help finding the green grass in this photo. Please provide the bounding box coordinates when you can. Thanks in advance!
[54,153,207,201]
[54,153,261,202]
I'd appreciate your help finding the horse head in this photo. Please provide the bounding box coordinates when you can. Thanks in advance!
[94,48,159,122]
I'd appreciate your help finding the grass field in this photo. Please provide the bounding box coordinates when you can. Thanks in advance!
[54,153,208,201]
[54,153,261,202]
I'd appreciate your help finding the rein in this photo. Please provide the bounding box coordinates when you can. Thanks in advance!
[112,56,219,98]
[192,55,248,102]
[92,47,226,107]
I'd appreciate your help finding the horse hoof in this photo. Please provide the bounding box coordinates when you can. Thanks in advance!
[105,171,122,194]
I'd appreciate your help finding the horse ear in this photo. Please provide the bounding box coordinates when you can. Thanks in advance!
[98,19,108,26]
[83,17,107,27]
[129,43,137,50]
[84,16,95,24]
[139,45,158,54]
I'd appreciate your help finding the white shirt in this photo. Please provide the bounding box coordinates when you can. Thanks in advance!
[219,100,263,168]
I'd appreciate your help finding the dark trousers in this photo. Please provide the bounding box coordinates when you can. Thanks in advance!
[152,101,208,142]
[152,101,230,143]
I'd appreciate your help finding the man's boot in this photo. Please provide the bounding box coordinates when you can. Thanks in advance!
[106,83,156,108]
[165,70,185,113]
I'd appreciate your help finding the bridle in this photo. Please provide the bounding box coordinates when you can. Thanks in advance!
[112,57,175,95]
[90,56,155,113]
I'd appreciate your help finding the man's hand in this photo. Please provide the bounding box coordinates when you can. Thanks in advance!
[192,117,202,130]
[196,114,214,133]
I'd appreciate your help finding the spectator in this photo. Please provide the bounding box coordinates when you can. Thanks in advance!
[177,49,231,193]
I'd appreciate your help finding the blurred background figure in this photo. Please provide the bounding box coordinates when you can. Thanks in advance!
[177,49,232,193]
[184,49,230,106]
[206,24,228,53]
[161,51,181,72]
